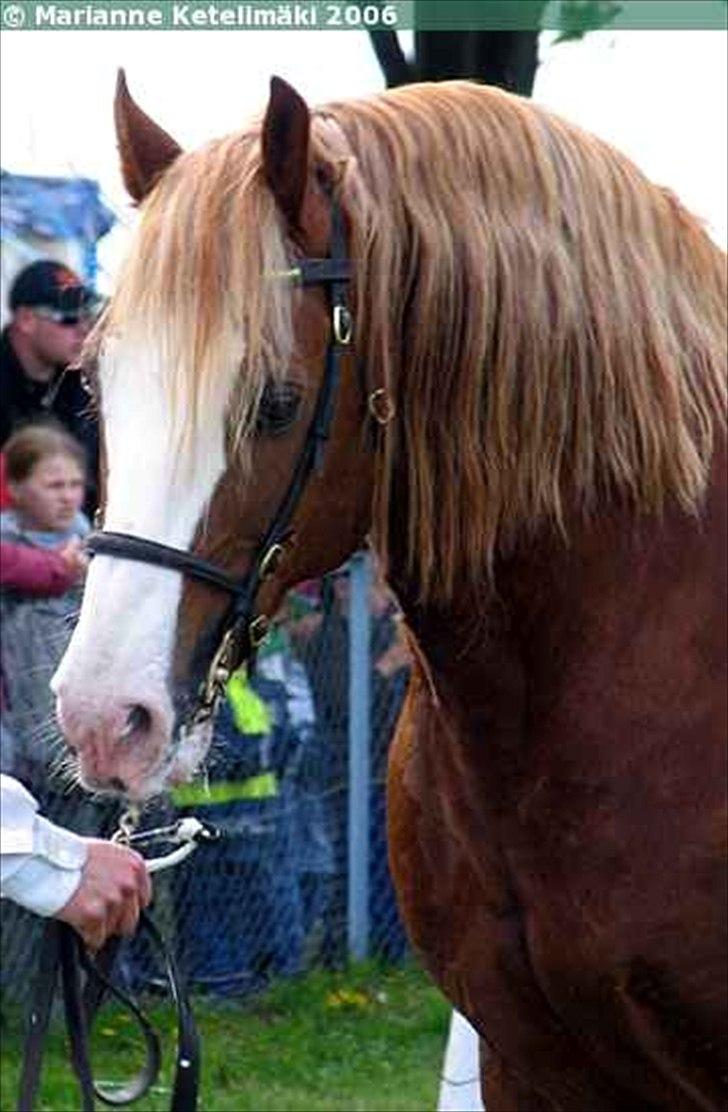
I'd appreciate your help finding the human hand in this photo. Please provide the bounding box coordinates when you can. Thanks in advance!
[56,840,152,950]
[58,538,89,582]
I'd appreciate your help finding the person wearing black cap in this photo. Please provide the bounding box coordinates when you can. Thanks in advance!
[1,259,101,515]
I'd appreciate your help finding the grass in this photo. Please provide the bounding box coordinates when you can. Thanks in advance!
[0,961,450,1111]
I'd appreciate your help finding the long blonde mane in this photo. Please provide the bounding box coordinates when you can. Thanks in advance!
[106,80,727,603]
[316,81,726,599]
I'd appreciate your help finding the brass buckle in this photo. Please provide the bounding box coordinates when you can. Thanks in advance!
[368,388,395,425]
[201,627,235,706]
[248,614,270,649]
[333,304,353,346]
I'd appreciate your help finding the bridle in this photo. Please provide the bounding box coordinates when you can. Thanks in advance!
[85,196,368,729]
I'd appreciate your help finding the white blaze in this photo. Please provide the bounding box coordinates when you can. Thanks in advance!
[52,336,231,784]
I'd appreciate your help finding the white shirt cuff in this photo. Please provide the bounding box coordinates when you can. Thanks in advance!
[1,815,88,917]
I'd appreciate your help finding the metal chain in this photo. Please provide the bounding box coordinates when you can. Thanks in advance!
[112,810,221,874]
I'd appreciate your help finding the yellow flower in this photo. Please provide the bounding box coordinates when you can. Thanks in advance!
[325,988,370,1009]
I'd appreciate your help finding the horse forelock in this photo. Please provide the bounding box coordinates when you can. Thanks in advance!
[102,126,295,478]
[313,80,727,603]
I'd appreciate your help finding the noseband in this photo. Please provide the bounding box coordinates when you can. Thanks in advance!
[86,198,354,728]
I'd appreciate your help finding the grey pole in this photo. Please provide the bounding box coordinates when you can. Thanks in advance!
[347,551,371,960]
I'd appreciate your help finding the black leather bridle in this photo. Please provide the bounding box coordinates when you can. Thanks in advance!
[86,198,353,725]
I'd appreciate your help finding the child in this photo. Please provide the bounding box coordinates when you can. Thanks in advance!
[1,424,90,557]
[0,425,91,819]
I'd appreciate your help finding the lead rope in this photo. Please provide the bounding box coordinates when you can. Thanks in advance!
[17,813,220,1112]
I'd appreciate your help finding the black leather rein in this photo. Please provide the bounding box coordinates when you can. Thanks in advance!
[18,914,199,1112]
[85,198,353,716]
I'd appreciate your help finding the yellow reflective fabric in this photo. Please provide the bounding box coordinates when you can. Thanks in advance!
[226,670,271,736]
[171,772,279,807]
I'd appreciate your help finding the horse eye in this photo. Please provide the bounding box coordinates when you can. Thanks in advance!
[255,381,302,437]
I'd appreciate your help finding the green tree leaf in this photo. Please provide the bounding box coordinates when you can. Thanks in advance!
[553,0,623,43]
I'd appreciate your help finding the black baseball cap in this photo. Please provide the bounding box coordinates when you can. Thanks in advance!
[9,260,97,316]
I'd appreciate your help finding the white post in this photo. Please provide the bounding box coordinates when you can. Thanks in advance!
[437,1010,485,1112]
[347,551,371,960]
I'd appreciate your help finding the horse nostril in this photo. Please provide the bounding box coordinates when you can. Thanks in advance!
[120,704,153,740]
[86,774,128,796]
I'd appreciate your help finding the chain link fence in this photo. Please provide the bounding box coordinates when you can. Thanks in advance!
[1,553,411,1005]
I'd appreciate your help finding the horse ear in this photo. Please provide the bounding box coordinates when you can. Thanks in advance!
[262,76,310,228]
[114,69,182,203]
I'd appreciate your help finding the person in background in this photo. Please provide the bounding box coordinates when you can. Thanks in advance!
[0,538,87,767]
[1,423,90,553]
[290,567,410,966]
[267,590,335,948]
[287,574,349,966]
[0,425,90,808]
[163,664,306,997]
[1,773,151,951]
[0,259,99,515]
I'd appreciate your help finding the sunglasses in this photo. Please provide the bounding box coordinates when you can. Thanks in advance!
[32,306,92,328]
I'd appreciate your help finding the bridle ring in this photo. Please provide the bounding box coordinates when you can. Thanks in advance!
[333,304,353,346]
[368,387,395,425]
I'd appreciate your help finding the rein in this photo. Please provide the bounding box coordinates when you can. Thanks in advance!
[85,196,356,728]
[17,816,219,1112]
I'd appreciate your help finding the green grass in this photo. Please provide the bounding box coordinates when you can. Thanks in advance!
[0,962,449,1111]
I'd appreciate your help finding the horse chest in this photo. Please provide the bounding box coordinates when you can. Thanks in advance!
[389,670,726,1111]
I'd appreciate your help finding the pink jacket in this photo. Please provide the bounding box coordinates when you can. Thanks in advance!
[0,541,76,596]
[1,541,78,711]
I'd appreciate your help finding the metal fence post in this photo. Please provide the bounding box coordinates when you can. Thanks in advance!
[347,551,371,960]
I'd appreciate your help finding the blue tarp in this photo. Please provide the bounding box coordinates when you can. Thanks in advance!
[0,171,115,245]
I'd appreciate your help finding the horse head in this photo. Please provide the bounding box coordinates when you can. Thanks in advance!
[53,73,725,804]
[52,74,374,799]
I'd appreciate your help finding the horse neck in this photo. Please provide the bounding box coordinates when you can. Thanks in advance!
[385,442,726,758]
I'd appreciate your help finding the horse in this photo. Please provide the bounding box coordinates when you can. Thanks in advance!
[52,72,727,1111]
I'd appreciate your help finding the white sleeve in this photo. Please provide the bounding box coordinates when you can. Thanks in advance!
[0,774,88,917]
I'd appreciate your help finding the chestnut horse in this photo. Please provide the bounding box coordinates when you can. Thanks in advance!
[53,74,726,1110]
